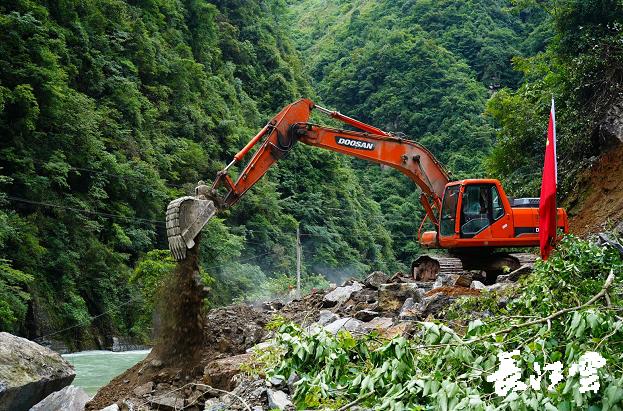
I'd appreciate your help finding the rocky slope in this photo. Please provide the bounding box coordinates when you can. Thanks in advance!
[87,265,529,410]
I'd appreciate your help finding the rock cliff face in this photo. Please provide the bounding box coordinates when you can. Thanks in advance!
[0,332,75,411]
[597,102,623,149]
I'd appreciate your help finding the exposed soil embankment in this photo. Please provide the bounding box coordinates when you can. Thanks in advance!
[568,144,623,236]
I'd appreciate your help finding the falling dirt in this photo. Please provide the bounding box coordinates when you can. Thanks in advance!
[87,236,211,409]
[150,236,206,367]
[568,144,623,236]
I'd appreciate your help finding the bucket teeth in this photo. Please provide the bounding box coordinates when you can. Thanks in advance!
[166,196,217,261]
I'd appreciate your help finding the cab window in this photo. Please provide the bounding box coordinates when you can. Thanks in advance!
[460,184,505,237]
[440,185,459,237]
[491,186,505,220]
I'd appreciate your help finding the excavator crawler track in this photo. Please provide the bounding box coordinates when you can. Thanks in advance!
[411,252,538,283]
[412,255,464,281]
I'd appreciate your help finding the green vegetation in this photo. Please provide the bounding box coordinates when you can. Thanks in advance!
[486,0,623,196]
[0,0,620,349]
[258,236,623,409]
[0,0,394,345]
[287,0,546,263]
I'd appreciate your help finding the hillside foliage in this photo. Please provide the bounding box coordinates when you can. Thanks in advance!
[0,0,620,350]
[0,0,394,345]
[259,237,623,410]
[486,0,623,196]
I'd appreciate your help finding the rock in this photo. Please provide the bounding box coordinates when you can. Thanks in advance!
[0,332,75,411]
[322,282,363,307]
[469,270,487,283]
[363,271,388,289]
[204,353,252,391]
[268,376,285,389]
[267,389,293,410]
[132,381,153,397]
[324,317,364,335]
[361,317,394,332]
[598,102,623,148]
[597,233,623,257]
[187,389,208,407]
[412,257,439,281]
[470,280,486,290]
[150,359,163,368]
[486,282,516,293]
[420,293,456,317]
[354,309,380,321]
[30,385,90,411]
[497,265,532,283]
[150,395,184,410]
[99,405,120,411]
[378,283,424,312]
[398,297,420,320]
[287,373,300,393]
[432,273,472,289]
[226,376,267,409]
[317,310,339,326]
[204,399,227,411]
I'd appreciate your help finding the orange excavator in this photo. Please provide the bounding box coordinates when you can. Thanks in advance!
[166,99,568,280]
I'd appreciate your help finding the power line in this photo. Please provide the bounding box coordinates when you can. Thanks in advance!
[27,158,192,189]
[34,296,140,342]
[6,196,165,226]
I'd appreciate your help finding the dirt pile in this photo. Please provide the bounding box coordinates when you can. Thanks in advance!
[568,144,623,236]
[88,261,533,410]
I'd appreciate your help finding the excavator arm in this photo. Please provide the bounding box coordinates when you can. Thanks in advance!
[167,98,450,260]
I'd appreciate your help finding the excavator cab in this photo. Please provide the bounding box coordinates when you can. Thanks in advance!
[423,179,569,250]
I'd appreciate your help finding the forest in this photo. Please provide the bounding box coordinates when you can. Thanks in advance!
[1,0,621,351]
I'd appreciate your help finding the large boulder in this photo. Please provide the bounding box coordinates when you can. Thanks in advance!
[204,353,253,391]
[378,283,424,312]
[322,282,364,307]
[363,271,388,289]
[0,332,75,411]
[30,385,90,411]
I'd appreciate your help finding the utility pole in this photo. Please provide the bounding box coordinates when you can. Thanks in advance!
[296,226,301,299]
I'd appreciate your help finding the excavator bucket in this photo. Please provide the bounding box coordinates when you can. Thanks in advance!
[166,184,217,260]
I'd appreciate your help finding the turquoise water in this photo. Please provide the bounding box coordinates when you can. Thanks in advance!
[62,350,150,396]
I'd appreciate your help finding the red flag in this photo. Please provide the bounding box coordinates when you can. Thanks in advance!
[539,98,558,260]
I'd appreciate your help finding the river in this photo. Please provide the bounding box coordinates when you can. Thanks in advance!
[62,350,151,396]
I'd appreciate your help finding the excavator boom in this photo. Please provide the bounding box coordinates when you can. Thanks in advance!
[166,97,567,283]
[166,98,450,260]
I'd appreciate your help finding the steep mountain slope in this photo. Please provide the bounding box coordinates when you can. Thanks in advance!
[287,0,545,263]
[0,0,395,347]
